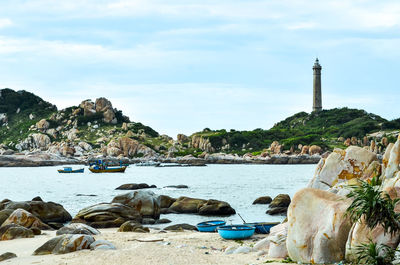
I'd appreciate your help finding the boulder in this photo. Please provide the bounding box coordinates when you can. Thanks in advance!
[253,196,272,205]
[95,97,113,112]
[308,146,378,190]
[383,135,400,179]
[0,224,34,240]
[111,190,161,219]
[269,194,291,208]
[266,207,287,215]
[73,203,142,228]
[168,197,235,216]
[160,195,176,209]
[15,133,51,151]
[164,185,189,189]
[115,183,157,190]
[56,223,100,236]
[36,119,50,131]
[33,234,95,255]
[0,209,13,226]
[90,240,116,250]
[2,198,72,225]
[286,188,352,264]
[309,145,322,155]
[301,145,310,155]
[164,223,197,231]
[118,221,149,233]
[80,100,96,116]
[155,218,172,224]
[1,209,52,230]
[103,109,117,124]
[0,252,17,262]
[268,223,288,258]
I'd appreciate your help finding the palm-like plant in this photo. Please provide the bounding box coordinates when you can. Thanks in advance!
[346,176,400,236]
[355,241,396,265]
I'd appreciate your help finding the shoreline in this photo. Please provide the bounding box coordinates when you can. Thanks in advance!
[0,153,321,167]
[0,228,284,265]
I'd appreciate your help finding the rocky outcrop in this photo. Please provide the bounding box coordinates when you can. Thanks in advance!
[167,196,235,216]
[309,145,322,155]
[0,224,34,241]
[80,100,96,117]
[1,197,72,226]
[308,146,378,190]
[383,135,400,179]
[73,203,142,228]
[36,119,50,131]
[0,153,80,167]
[56,223,100,236]
[115,183,157,190]
[190,135,215,153]
[111,190,161,219]
[118,221,149,233]
[1,209,52,230]
[33,234,95,255]
[287,188,352,264]
[15,133,51,151]
[268,223,288,258]
[106,137,157,158]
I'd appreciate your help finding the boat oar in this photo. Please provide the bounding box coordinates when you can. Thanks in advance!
[237,213,246,224]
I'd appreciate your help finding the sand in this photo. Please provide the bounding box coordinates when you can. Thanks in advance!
[0,229,285,265]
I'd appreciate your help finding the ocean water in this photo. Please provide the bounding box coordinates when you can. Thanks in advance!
[0,164,315,226]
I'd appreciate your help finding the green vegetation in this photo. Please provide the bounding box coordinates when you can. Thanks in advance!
[353,241,397,265]
[345,176,400,236]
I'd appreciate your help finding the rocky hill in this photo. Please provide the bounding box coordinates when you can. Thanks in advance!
[0,88,399,164]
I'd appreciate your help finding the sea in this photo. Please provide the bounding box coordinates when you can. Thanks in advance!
[0,164,315,226]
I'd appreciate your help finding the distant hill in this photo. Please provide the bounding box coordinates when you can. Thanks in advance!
[187,108,400,155]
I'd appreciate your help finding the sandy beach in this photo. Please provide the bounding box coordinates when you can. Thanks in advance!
[0,228,284,265]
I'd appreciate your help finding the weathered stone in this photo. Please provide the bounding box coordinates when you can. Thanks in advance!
[198,199,236,216]
[168,197,235,216]
[90,240,116,250]
[309,145,322,155]
[266,207,287,215]
[33,234,95,255]
[383,135,400,179]
[0,224,34,240]
[36,119,50,131]
[155,218,172,224]
[80,100,96,117]
[73,203,142,228]
[0,209,13,226]
[1,209,52,230]
[287,188,352,264]
[111,190,161,219]
[115,183,157,190]
[118,221,149,233]
[160,195,176,209]
[164,185,188,189]
[164,223,197,231]
[252,196,272,205]
[0,252,17,262]
[268,223,288,258]
[56,223,100,236]
[308,146,378,190]
[269,194,291,208]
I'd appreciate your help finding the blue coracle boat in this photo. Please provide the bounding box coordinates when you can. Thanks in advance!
[196,220,226,232]
[217,225,255,239]
[244,222,280,234]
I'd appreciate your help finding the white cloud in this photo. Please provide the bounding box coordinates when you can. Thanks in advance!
[0,18,12,28]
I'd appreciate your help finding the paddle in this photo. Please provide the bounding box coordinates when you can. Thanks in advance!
[237,213,246,224]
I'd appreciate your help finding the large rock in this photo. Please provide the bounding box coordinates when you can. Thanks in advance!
[287,188,352,264]
[0,224,34,240]
[164,223,197,231]
[0,209,13,226]
[73,203,141,228]
[1,209,52,230]
[56,223,100,236]
[160,195,176,209]
[383,135,400,179]
[268,223,288,258]
[253,196,272,204]
[115,183,157,190]
[0,252,17,262]
[2,198,72,225]
[168,196,235,216]
[118,221,149,233]
[269,194,291,208]
[36,119,50,131]
[80,100,96,116]
[111,190,161,220]
[309,145,322,155]
[308,146,378,190]
[95,97,113,112]
[33,234,95,255]
[90,240,116,250]
[15,133,51,151]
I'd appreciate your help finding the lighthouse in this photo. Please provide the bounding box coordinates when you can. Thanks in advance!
[313,58,322,112]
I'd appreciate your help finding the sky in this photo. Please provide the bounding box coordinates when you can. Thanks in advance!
[0,0,399,137]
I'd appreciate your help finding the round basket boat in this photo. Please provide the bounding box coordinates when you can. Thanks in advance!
[217,225,255,240]
[196,220,226,232]
[244,222,280,234]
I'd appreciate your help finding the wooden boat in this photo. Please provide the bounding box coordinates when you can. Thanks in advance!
[244,222,280,234]
[196,220,226,232]
[89,165,127,173]
[58,167,84,173]
[217,225,255,239]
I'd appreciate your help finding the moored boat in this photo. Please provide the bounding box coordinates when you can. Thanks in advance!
[196,220,226,232]
[58,167,84,173]
[89,165,127,173]
[244,222,280,234]
[217,225,255,239]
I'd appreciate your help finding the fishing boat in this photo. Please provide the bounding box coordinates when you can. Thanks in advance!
[196,220,226,232]
[57,167,84,173]
[217,225,255,239]
[244,222,280,234]
[89,165,126,173]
